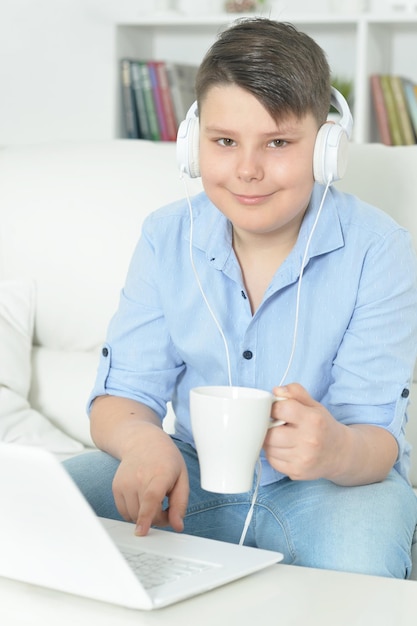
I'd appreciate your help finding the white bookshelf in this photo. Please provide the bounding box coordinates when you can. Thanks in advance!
[115,12,417,143]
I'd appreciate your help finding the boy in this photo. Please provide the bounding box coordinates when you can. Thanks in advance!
[65,19,417,578]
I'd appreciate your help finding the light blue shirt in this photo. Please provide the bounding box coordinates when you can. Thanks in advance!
[90,184,417,484]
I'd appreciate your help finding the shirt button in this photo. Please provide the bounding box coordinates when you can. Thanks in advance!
[401,388,410,398]
[243,350,253,360]
[102,347,109,357]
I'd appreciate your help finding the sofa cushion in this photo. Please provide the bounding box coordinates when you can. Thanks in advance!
[0,141,202,352]
[0,279,34,397]
[0,279,83,453]
[29,347,97,447]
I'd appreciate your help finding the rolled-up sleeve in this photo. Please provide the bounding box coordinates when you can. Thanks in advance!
[87,211,186,421]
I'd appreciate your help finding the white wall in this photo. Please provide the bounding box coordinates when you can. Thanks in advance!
[0,0,364,145]
[0,0,144,145]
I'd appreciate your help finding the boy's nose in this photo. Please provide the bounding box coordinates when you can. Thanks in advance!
[236,150,264,182]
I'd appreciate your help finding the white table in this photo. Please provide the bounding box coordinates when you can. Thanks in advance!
[1,563,415,626]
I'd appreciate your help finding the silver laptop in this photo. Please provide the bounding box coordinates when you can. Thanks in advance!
[0,443,283,610]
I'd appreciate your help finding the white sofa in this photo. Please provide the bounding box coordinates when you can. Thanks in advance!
[0,140,416,577]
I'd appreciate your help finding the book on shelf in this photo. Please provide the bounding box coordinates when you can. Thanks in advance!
[379,74,405,146]
[370,73,417,145]
[119,58,198,141]
[130,60,151,141]
[402,78,417,140]
[154,61,178,141]
[136,61,161,141]
[389,75,415,145]
[147,61,171,142]
[120,59,140,139]
[149,60,178,142]
[370,74,392,146]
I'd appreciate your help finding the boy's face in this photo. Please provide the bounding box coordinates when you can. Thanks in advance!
[198,84,319,242]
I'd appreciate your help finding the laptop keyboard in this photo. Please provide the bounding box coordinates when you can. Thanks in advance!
[121,550,213,589]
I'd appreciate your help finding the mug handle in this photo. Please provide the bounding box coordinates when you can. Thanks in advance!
[268,396,287,428]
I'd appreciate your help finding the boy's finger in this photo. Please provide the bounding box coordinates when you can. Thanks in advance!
[273,383,318,408]
[134,477,168,536]
[166,471,189,532]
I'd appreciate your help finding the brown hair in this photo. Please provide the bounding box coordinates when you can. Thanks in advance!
[195,18,331,126]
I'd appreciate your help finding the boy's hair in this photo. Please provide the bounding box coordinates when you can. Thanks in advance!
[195,18,331,126]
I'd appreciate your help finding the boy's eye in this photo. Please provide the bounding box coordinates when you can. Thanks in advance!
[217,138,236,147]
[268,139,287,148]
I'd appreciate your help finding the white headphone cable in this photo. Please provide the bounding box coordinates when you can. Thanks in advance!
[278,177,332,387]
[182,175,233,386]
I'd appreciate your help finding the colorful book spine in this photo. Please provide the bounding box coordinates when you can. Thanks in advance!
[402,78,417,141]
[165,62,187,126]
[147,61,170,141]
[155,61,178,141]
[120,59,139,139]
[130,60,151,140]
[370,74,392,145]
[380,74,404,146]
[137,61,160,141]
[389,75,416,145]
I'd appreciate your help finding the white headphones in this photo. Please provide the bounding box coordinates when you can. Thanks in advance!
[176,87,353,185]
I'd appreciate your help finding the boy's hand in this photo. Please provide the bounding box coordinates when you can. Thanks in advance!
[264,383,397,485]
[264,383,346,481]
[111,423,189,536]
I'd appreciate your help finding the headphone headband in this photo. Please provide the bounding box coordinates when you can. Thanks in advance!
[330,87,353,139]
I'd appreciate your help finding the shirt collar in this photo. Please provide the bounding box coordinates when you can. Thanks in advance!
[188,184,345,276]
[270,185,345,291]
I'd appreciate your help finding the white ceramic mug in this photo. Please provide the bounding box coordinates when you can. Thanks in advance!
[189,385,285,494]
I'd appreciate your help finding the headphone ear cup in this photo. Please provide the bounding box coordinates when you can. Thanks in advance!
[313,122,349,185]
[176,115,200,178]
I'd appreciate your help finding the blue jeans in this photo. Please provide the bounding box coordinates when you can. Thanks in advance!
[63,438,417,579]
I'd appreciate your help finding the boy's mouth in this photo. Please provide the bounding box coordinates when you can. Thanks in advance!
[232,192,274,206]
